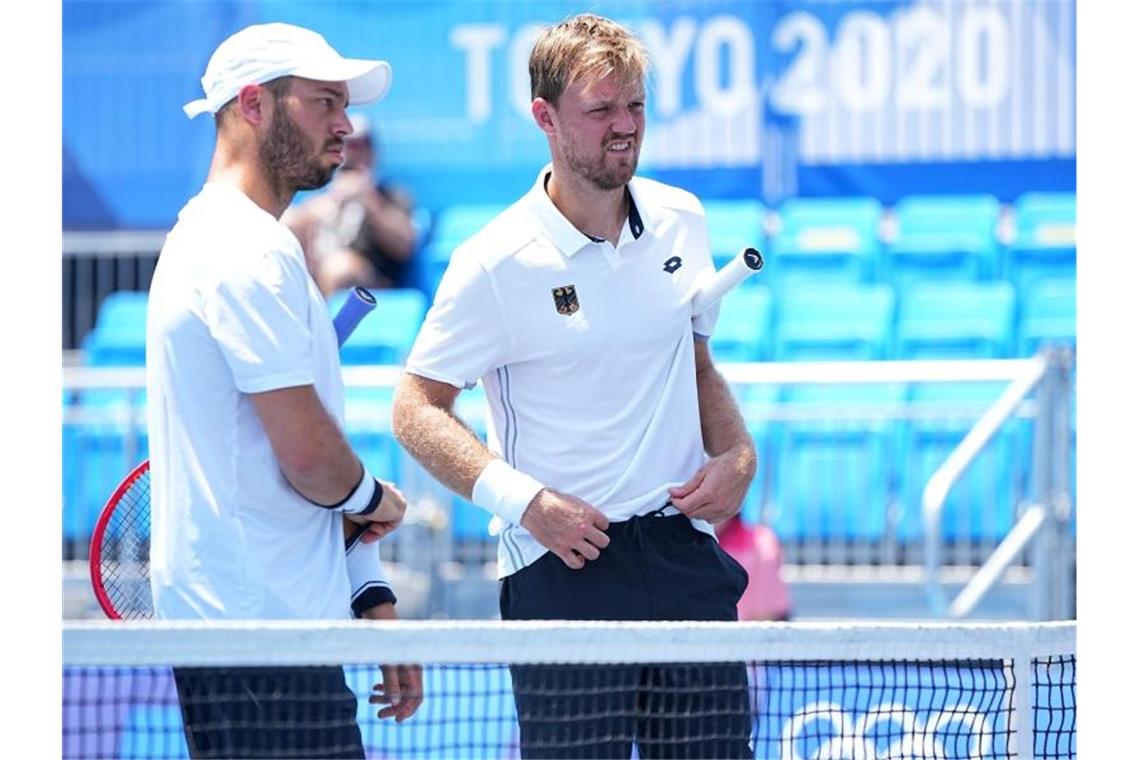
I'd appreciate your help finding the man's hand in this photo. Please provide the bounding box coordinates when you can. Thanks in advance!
[668,442,756,524]
[360,602,423,722]
[346,480,407,544]
[327,168,374,204]
[520,489,610,570]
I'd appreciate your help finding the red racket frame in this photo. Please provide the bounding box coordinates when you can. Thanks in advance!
[89,459,153,620]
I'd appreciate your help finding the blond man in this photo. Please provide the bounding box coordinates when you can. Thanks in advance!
[393,13,755,758]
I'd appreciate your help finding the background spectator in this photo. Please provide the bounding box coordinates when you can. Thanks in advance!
[285,114,419,295]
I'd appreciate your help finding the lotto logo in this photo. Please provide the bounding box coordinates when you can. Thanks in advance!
[779,701,997,760]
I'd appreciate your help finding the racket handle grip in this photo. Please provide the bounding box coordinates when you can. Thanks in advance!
[333,286,377,347]
[691,247,764,315]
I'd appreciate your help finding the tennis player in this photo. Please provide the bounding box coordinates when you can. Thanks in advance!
[392,13,755,759]
[147,23,421,758]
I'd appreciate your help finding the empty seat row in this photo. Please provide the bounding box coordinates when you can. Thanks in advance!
[83,272,1073,373]
[714,192,1074,294]
[413,192,1076,299]
[737,382,1036,548]
[711,277,1075,362]
[420,375,1070,551]
[62,378,1070,557]
[433,382,1060,552]
[80,288,431,368]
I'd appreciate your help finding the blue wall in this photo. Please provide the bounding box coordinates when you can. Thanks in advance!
[63,0,1075,229]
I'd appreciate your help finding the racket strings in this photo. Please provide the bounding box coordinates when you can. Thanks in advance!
[98,474,154,619]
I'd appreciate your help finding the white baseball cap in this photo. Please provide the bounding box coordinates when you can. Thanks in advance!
[183,22,392,119]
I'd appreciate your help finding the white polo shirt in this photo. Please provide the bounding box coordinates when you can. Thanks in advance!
[146,182,353,620]
[405,167,721,577]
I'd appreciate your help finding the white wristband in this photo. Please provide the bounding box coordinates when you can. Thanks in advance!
[345,528,394,616]
[332,464,382,515]
[471,458,545,526]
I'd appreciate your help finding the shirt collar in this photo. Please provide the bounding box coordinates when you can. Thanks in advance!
[625,179,650,240]
[527,165,650,258]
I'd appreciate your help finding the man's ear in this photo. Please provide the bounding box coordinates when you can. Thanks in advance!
[237,84,268,126]
[531,97,558,137]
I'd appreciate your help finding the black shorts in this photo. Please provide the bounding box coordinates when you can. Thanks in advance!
[500,512,753,759]
[172,665,364,759]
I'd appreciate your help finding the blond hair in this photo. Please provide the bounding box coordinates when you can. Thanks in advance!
[529,13,649,104]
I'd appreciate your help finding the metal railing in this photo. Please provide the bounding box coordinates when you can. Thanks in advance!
[918,350,1073,620]
[913,353,1046,615]
[62,231,166,350]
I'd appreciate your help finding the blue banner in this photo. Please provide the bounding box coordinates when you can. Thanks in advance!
[63,0,1075,228]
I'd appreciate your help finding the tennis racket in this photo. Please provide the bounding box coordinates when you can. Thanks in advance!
[89,286,378,620]
[691,247,765,315]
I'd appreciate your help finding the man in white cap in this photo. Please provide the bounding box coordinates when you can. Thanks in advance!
[147,22,421,758]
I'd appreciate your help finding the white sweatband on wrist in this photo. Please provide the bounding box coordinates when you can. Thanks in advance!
[330,464,383,515]
[471,458,545,526]
[345,529,395,617]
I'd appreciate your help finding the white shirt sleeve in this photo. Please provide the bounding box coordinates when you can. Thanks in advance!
[691,211,721,340]
[692,300,721,341]
[405,250,513,388]
[202,249,315,394]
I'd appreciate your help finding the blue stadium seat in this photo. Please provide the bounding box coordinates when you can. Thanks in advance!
[451,496,493,542]
[83,325,148,367]
[415,204,505,296]
[343,384,400,487]
[709,284,773,362]
[767,384,904,543]
[735,383,780,526]
[92,290,150,330]
[69,293,151,551]
[896,383,1020,545]
[450,384,494,542]
[703,199,767,269]
[332,288,427,490]
[768,196,882,284]
[883,195,1001,287]
[1005,192,1076,294]
[61,421,89,553]
[84,325,151,367]
[895,281,1016,359]
[63,415,149,556]
[1017,278,1076,356]
[82,291,150,366]
[331,288,427,366]
[336,288,429,501]
[773,282,895,361]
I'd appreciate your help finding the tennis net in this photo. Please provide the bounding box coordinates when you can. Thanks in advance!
[63,619,1075,759]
